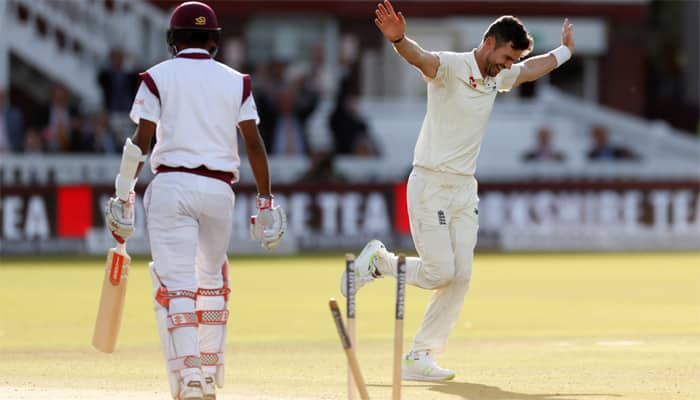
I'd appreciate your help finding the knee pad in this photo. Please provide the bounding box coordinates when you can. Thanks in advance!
[150,262,201,399]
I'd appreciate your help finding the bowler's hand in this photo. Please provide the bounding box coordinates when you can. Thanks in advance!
[374,0,406,42]
[561,18,574,53]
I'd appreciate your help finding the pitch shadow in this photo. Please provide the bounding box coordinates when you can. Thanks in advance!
[369,381,622,400]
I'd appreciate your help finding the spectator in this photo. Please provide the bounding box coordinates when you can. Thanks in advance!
[68,113,88,153]
[587,124,637,160]
[522,126,565,162]
[98,48,138,113]
[0,88,25,153]
[291,44,325,124]
[250,60,283,151]
[269,85,310,156]
[91,111,119,154]
[329,75,378,157]
[71,111,119,153]
[24,127,44,153]
[298,151,346,183]
[41,84,75,152]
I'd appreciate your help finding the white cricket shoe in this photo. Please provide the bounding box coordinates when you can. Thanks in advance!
[340,240,385,297]
[179,379,204,400]
[402,350,456,382]
[202,376,216,400]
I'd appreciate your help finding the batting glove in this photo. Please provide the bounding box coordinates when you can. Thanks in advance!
[250,194,287,250]
[105,191,135,243]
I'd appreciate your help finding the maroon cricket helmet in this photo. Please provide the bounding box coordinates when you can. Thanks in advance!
[169,1,220,31]
[166,1,221,56]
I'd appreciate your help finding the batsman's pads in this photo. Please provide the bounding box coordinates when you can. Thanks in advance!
[115,138,146,201]
[250,206,286,250]
[149,263,200,399]
[105,192,135,242]
[197,260,231,388]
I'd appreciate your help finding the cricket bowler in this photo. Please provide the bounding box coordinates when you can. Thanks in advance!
[342,0,575,382]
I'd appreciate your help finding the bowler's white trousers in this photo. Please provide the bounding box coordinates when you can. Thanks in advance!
[144,172,234,378]
[398,166,479,353]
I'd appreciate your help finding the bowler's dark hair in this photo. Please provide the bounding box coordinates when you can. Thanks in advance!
[483,16,533,57]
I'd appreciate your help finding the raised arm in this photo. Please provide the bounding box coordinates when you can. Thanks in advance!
[514,18,574,86]
[374,0,440,79]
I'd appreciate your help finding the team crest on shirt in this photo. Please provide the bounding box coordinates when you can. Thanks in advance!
[484,77,496,91]
[466,75,496,93]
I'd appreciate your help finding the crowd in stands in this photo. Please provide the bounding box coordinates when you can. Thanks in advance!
[1,45,641,170]
[248,43,379,160]
[0,45,379,164]
[0,48,130,155]
[522,124,638,162]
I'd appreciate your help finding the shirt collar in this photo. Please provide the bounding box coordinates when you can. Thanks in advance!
[465,50,483,81]
[176,48,212,59]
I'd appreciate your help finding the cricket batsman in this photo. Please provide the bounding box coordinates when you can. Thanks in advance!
[342,0,575,381]
[104,2,286,399]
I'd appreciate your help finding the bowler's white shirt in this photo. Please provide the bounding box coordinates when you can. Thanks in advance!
[130,48,259,179]
[414,50,521,176]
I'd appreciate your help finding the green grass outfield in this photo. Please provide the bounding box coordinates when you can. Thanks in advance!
[1,252,699,399]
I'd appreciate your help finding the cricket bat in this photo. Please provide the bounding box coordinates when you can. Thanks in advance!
[92,241,131,353]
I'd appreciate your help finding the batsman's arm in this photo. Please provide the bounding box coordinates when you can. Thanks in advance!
[112,119,154,202]
[107,119,154,243]
[130,119,156,178]
[238,119,271,196]
[374,0,440,79]
[514,18,575,87]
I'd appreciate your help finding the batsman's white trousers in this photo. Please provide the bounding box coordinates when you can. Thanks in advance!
[144,172,234,291]
[143,172,234,380]
[405,166,479,353]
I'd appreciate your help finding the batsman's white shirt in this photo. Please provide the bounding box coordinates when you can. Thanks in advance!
[130,48,259,180]
[414,50,520,176]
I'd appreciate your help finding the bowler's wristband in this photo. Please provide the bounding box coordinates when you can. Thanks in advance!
[550,45,572,67]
